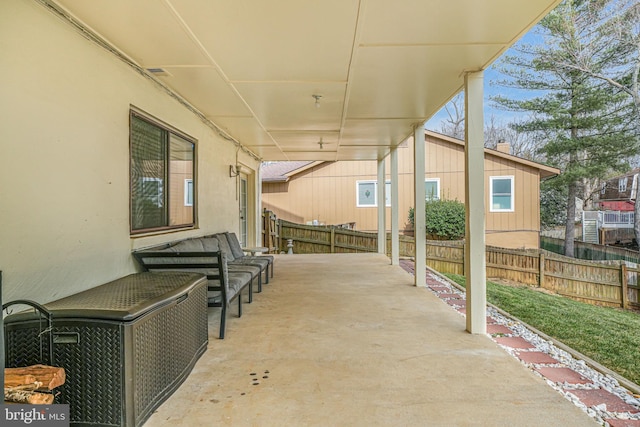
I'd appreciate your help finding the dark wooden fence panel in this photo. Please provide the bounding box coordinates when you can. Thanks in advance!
[541,236,640,263]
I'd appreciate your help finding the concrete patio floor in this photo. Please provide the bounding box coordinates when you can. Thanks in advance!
[145,253,595,426]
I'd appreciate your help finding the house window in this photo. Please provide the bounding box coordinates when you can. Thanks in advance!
[490,176,514,212]
[357,180,394,207]
[601,182,607,195]
[425,178,440,201]
[184,179,194,206]
[130,111,196,233]
[619,178,627,192]
[357,181,377,207]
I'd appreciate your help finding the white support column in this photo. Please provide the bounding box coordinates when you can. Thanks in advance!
[255,163,263,247]
[414,125,426,287]
[464,71,487,334]
[391,146,400,265]
[377,157,386,254]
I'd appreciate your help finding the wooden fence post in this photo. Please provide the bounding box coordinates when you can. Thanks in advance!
[539,252,545,288]
[462,242,465,276]
[277,219,282,253]
[330,228,335,253]
[621,262,629,309]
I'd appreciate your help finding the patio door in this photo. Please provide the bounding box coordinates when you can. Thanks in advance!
[240,176,248,246]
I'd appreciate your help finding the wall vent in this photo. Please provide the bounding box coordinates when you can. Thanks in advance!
[146,68,171,77]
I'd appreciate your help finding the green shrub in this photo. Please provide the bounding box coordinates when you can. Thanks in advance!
[408,199,466,240]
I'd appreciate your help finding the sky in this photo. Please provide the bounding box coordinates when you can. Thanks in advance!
[425,29,545,133]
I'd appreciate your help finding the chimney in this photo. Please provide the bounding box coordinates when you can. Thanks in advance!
[496,139,511,154]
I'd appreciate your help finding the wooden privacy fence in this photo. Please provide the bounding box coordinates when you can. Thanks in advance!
[541,236,640,263]
[422,242,640,310]
[277,219,379,253]
[267,213,640,310]
[425,243,640,310]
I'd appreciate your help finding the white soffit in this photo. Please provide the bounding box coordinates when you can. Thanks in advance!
[52,0,560,161]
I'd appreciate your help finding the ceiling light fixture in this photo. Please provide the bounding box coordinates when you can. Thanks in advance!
[312,94,322,108]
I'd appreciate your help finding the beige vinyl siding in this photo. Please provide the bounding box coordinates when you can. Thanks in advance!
[263,133,549,249]
[168,160,194,226]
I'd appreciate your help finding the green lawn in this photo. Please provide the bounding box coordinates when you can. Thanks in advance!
[444,273,640,385]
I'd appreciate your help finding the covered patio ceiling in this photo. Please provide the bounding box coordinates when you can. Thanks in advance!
[50,0,560,162]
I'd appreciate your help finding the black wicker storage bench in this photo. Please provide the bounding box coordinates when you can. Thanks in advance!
[4,272,208,427]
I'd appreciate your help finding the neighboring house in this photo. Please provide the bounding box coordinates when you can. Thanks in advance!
[262,131,559,249]
[596,169,639,211]
[581,170,639,244]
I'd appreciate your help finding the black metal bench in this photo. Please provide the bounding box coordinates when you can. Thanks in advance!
[133,242,253,339]
[216,232,274,285]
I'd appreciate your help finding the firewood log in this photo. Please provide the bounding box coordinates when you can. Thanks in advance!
[4,365,65,390]
[3,374,37,388]
[4,388,54,404]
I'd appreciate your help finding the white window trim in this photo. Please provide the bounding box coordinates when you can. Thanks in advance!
[425,178,440,201]
[358,180,397,207]
[619,178,627,192]
[184,179,193,207]
[356,180,377,207]
[490,175,515,212]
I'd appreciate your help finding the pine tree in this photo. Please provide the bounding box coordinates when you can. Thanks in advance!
[552,0,640,244]
[492,0,636,256]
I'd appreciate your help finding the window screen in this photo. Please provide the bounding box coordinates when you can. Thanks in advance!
[425,179,440,201]
[490,176,514,212]
[130,112,195,233]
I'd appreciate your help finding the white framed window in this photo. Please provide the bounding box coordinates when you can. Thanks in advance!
[184,179,193,206]
[357,180,395,207]
[619,178,627,192]
[357,181,377,207]
[425,178,440,201]
[490,176,514,212]
[601,182,607,194]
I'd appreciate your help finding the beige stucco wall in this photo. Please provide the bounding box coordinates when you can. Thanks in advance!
[0,1,259,303]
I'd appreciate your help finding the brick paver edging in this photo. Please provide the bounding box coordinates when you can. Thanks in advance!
[399,259,640,426]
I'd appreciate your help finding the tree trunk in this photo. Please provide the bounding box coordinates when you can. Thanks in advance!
[634,174,640,248]
[565,181,578,257]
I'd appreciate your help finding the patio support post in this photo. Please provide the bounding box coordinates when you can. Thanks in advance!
[377,157,386,254]
[414,124,426,287]
[256,164,263,247]
[464,71,487,334]
[391,146,400,265]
